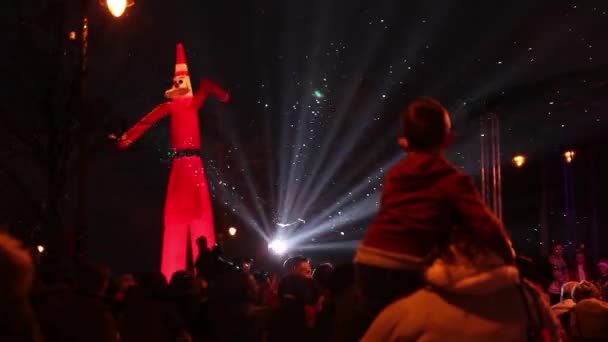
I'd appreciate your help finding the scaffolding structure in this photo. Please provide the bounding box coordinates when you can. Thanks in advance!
[480,114,502,219]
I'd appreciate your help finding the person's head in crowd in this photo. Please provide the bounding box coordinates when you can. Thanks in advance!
[278,274,318,305]
[552,243,564,257]
[560,281,578,302]
[0,232,34,301]
[211,272,258,304]
[572,281,601,302]
[234,257,254,274]
[313,263,333,291]
[169,270,201,297]
[0,231,44,342]
[398,97,453,153]
[196,236,209,252]
[284,256,313,279]
[116,273,136,294]
[328,262,355,296]
[597,259,608,276]
[76,261,111,296]
[137,272,168,299]
[211,244,224,256]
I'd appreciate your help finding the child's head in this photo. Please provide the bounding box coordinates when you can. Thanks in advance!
[399,97,452,152]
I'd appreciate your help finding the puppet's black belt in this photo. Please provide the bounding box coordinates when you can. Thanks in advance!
[174,149,201,158]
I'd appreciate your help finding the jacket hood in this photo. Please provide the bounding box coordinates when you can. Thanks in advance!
[425,247,520,295]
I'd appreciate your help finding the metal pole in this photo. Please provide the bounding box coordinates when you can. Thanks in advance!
[490,116,497,214]
[539,159,549,256]
[75,8,89,260]
[562,156,576,246]
[587,147,599,260]
[494,115,502,219]
[480,117,487,203]
[568,162,576,244]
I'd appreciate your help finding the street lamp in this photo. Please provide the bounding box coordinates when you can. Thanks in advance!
[228,227,237,236]
[73,0,135,261]
[102,0,136,18]
[564,150,575,164]
[512,154,526,168]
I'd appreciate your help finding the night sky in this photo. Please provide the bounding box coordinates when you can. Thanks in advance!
[1,0,607,273]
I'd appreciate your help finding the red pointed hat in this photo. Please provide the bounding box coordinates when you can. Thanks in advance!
[174,43,189,77]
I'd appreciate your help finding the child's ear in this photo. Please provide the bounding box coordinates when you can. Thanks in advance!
[398,138,409,149]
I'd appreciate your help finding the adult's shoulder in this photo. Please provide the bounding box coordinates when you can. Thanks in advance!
[576,298,608,313]
[361,290,434,341]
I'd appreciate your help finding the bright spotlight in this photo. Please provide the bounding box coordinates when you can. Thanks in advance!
[268,239,288,255]
[228,227,237,236]
[36,245,45,253]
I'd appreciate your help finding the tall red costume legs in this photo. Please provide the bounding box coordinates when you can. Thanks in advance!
[163,156,215,276]
[117,44,229,279]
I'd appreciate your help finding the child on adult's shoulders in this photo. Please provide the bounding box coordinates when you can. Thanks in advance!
[354,97,514,322]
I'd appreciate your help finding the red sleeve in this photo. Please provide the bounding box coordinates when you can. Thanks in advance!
[119,102,170,148]
[191,79,230,110]
[446,172,514,263]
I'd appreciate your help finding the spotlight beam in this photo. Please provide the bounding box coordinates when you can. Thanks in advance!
[285,0,433,220]
[213,190,270,242]
[297,240,360,251]
[287,80,380,219]
[278,1,407,223]
[219,122,273,236]
[277,1,333,224]
[275,153,401,246]
[297,152,401,226]
[288,193,380,246]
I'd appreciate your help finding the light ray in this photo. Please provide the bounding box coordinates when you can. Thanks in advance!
[297,240,360,251]
[287,191,380,246]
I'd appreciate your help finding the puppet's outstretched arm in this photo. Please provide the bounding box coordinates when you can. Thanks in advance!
[191,79,230,110]
[117,102,171,149]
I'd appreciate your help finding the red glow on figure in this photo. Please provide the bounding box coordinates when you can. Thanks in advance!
[116,43,229,279]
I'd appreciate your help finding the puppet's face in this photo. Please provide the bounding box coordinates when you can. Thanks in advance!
[165,75,193,99]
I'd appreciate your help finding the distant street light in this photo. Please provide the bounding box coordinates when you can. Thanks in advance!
[228,227,237,236]
[37,245,45,253]
[512,154,526,168]
[564,150,575,163]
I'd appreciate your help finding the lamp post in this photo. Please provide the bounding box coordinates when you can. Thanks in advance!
[74,0,134,260]
[480,114,502,219]
[562,149,576,247]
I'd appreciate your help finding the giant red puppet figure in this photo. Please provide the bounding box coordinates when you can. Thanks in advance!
[116,43,229,279]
